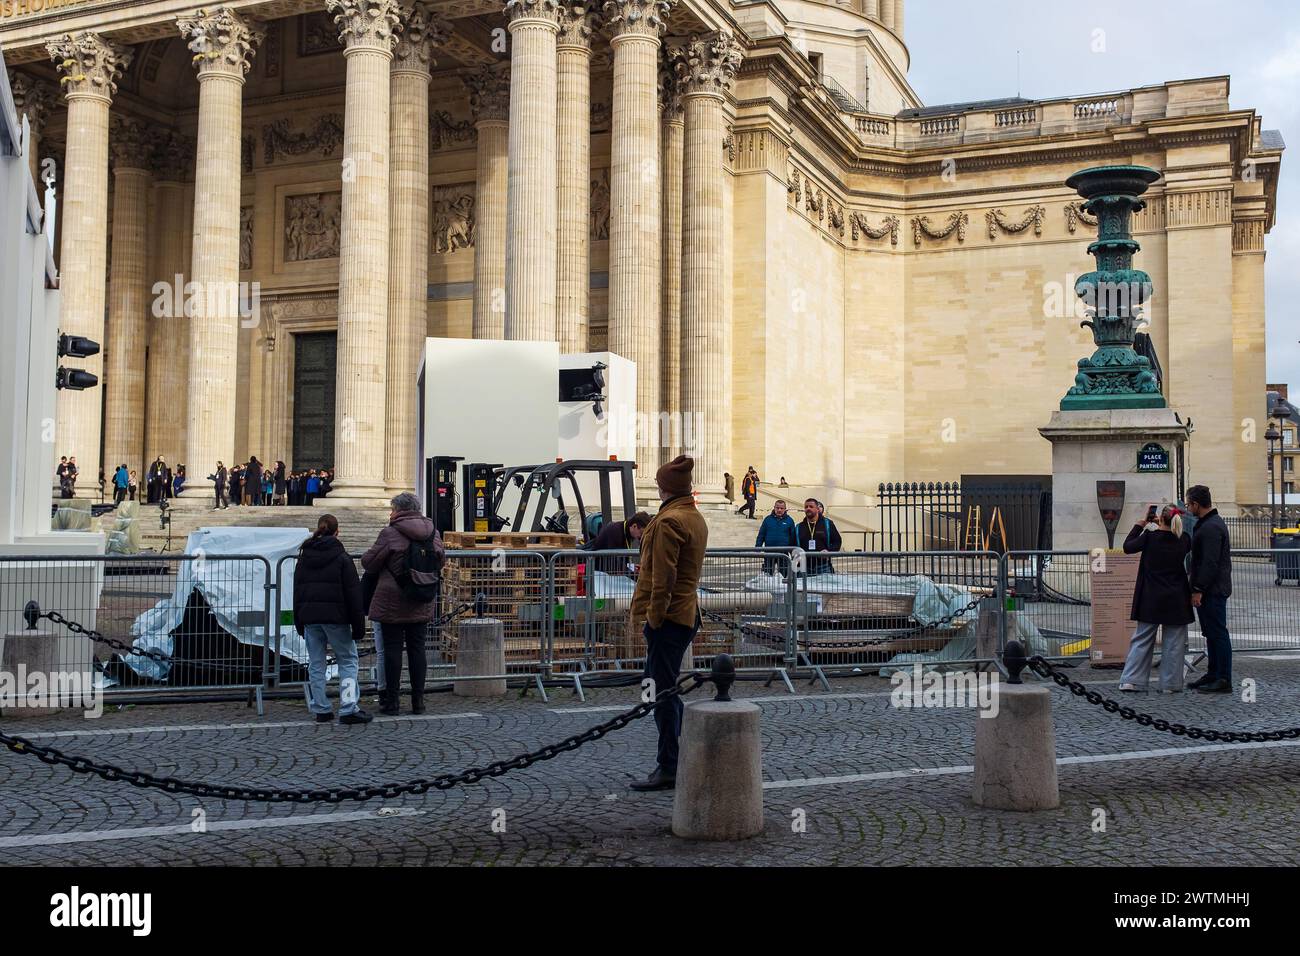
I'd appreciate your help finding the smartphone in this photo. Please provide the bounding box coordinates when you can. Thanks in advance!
[1146,505,1158,522]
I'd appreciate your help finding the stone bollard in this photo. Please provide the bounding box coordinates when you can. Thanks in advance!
[972,641,1060,811]
[453,617,506,697]
[2,629,62,713]
[672,655,764,841]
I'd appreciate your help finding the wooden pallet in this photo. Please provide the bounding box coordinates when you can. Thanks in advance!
[443,531,576,550]
[444,561,577,584]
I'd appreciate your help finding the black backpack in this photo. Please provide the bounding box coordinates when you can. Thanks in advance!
[394,533,443,601]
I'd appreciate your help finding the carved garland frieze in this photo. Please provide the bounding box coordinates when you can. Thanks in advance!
[911,211,969,246]
[240,206,254,270]
[263,113,344,165]
[850,213,900,246]
[1064,201,1098,234]
[431,110,477,150]
[986,204,1045,240]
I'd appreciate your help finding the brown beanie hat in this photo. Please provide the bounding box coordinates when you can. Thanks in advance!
[656,455,694,498]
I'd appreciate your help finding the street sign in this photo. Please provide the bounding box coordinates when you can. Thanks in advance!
[1137,442,1170,472]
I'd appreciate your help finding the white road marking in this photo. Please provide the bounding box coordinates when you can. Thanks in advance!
[17,713,486,740]
[764,739,1300,790]
[7,736,1300,850]
[0,808,426,849]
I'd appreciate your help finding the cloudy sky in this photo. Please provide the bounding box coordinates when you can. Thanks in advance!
[908,0,1299,392]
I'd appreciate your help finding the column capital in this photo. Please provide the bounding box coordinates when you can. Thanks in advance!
[149,129,195,182]
[658,45,684,121]
[8,72,55,133]
[557,2,599,49]
[326,0,403,55]
[601,0,674,42]
[462,63,511,124]
[109,116,153,171]
[176,7,264,80]
[46,32,132,102]
[674,29,742,98]
[505,0,564,28]
[392,2,448,74]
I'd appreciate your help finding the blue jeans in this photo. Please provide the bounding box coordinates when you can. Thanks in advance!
[371,621,386,692]
[1197,594,1231,682]
[304,624,360,716]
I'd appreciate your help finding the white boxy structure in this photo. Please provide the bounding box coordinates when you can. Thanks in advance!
[416,339,637,531]
[0,60,102,683]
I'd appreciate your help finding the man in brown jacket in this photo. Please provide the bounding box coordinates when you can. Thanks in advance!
[628,455,709,791]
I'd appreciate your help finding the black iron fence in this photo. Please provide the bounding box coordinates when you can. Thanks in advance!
[876,481,1051,554]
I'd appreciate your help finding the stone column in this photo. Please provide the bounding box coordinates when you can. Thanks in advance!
[325,0,402,504]
[384,3,444,495]
[658,56,684,464]
[8,72,53,185]
[677,31,741,494]
[176,9,261,497]
[604,0,671,477]
[102,118,152,481]
[504,0,561,341]
[144,132,194,467]
[463,65,510,339]
[556,4,597,353]
[880,0,896,31]
[46,33,131,477]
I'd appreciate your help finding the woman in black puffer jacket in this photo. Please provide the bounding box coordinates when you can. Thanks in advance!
[294,514,372,724]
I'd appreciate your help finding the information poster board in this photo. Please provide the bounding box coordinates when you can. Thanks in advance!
[1089,553,1140,665]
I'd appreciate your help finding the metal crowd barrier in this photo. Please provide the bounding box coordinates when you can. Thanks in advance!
[0,554,273,708]
[6,546,1300,713]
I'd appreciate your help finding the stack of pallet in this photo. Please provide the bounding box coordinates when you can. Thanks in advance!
[439,531,590,668]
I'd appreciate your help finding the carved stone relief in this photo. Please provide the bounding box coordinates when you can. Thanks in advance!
[590,167,610,239]
[284,191,342,262]
[431,185,475,252]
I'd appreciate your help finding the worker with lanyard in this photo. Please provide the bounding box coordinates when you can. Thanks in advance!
[796,498,842,576]
[584,511,652,577]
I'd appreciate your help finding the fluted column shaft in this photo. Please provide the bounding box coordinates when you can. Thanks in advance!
[473,118,509,338]
[608,30,662,476]
[659,104,684,464]
[384,8,438,495]
[47,33,128,478]
[177,10,260,495]
[680,90,728,491]
[880,0,896,31]
[329,6,397,503]
[145,134,193,468]
[556,15,594,353]
[505,13,560,341]
[103,154,151,480]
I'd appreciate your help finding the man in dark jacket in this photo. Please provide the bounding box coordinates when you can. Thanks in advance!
[1185,485,1233,693]
[796,499,842,575]
[361,492,444,716]
[584,511,651,576]
[628,455,709,792]
[294,514,372,724]
[755,499,797,574]
[212,462,228,510]
[735,466,759,519]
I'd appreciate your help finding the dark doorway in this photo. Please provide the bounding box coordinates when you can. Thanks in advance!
[293,331,336,471]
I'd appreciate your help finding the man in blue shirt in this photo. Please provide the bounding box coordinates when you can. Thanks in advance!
[755,499,797,574]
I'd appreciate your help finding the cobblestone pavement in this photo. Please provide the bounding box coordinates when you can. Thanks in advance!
[3,653,1300,866]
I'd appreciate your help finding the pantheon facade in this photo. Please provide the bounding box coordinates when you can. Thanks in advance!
[1,0,1284,509]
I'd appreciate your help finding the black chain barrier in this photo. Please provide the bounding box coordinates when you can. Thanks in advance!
[0,670,714,802]
[35,607,174,664]
[1026,654,1300,744]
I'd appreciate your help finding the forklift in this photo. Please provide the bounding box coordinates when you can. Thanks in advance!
[426,456,639,546]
